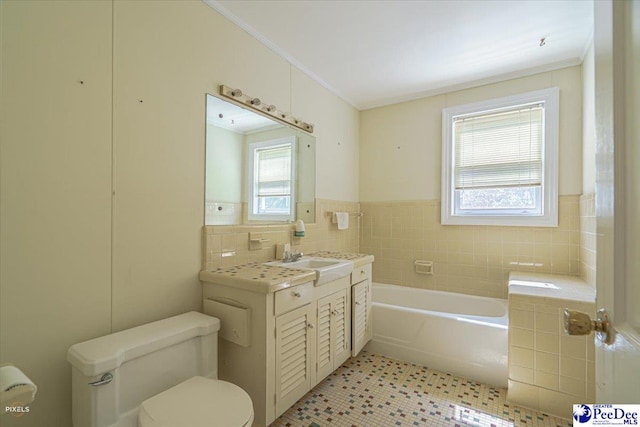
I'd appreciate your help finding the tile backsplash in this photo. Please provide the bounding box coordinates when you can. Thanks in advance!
[360,196,582,299]
[202,199,360,270]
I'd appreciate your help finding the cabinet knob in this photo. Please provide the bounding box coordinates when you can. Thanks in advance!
[307,322,314,329]
[355,301,361,306]
[292,291,301,298]
[361,270,366,274]
[331,310,339,316]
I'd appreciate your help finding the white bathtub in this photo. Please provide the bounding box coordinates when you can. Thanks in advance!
[365,283,508,388]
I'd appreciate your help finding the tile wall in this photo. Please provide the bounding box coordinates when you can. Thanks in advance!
[508,293,595,419]
[202,199,361,270]
[579,193,596,285]
[360,195,581,299]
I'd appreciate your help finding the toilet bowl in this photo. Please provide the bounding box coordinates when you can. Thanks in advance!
[67,311,253,427]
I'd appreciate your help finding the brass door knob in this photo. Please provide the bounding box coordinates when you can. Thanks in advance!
[563,308,615,345]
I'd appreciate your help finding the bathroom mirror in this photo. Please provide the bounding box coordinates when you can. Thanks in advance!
[205,94,316,225]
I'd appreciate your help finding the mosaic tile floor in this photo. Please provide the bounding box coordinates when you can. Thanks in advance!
[272,351,572,427]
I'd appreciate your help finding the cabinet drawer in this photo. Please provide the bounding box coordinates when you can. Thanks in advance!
[275,282,313,316]
[351,263,371,285]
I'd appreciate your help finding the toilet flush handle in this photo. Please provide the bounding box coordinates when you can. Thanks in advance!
[88,372,113,386]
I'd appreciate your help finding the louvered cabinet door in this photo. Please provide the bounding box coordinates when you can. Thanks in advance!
[316,289,350,384]
[275,304,314,417]
[332,289,350,368]
[351,279,371,357]
[316,294,334,381]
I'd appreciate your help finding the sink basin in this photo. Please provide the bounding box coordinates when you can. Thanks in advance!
[265,257,354,286]
[290,259,341,269]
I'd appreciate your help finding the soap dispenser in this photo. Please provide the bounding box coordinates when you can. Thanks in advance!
[294,219,305,237]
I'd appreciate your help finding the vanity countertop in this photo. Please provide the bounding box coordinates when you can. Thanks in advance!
[308,251,375,268]
[200,252,374,293]
[199,263,316,294]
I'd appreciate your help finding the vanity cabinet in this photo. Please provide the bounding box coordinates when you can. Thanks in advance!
[316,287,350,383]
[201,258,373,427]
[351,263,372,357]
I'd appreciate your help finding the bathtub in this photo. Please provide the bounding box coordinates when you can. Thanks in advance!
[365,283,508,388]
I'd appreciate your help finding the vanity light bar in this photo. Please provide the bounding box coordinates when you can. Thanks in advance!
[219,85,314,134]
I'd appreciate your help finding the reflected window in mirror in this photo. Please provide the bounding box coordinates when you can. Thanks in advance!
[248,136,296,221]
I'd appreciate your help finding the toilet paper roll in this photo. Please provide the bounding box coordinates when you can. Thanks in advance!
[0,365,37,405]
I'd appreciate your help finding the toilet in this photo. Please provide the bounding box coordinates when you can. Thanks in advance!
[67,311,254,427]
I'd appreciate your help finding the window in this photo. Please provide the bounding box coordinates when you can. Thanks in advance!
[248,136,296,221]
[441,88,559,226]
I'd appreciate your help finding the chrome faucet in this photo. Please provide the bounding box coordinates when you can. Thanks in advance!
[282,250,304,263]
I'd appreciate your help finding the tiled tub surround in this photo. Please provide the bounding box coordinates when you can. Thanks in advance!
[579,193,596,286]
[360,195,581,299]
[507,272,596,419]
[203,199,360,270]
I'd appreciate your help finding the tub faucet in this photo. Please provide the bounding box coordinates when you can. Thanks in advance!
[283,250,304,263]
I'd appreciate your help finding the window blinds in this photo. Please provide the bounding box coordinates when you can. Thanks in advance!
[256,144,292,197]
[454,105,543,190]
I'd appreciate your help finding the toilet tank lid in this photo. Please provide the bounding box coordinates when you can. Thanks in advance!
[67,312,220,377]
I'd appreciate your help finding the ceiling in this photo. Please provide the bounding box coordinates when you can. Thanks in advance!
[205,0,593,110]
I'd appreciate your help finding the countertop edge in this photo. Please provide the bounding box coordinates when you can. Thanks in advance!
[199,269,316,294]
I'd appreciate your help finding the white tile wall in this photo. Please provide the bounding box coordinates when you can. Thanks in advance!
[360,195,581,298]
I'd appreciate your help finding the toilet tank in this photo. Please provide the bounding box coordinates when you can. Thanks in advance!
[67,312,220,427]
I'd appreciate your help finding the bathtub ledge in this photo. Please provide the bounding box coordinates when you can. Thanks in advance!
[508,271,595,303]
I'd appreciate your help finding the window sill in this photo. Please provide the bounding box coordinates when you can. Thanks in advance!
[441,212,558,227]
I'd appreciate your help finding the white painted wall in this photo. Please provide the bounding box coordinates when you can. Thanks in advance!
[360,66,584,201]
[0,3,113,425]
[0,1,359,426]
[292,67,360,201]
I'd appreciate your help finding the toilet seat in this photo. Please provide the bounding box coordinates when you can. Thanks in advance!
[138,376,254,427]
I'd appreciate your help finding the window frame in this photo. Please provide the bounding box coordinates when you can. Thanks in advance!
[441,87,559,227]
[247,136,297,222]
